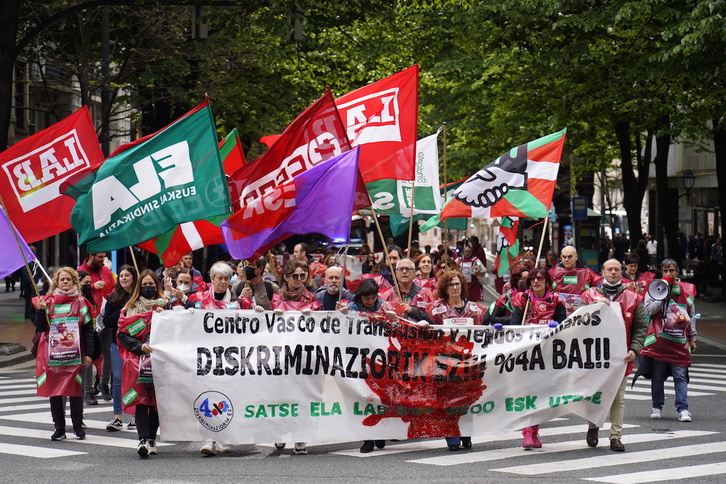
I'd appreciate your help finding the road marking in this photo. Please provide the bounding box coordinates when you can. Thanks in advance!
[332,422,638,457]
[410,430,715,466]
[2,410,136,432]
[583,461,726,483]
[0,378,36,386]
[0,425,173,448]
[626,386,714,397]
[491,436,724,474]
[0,442,86,458]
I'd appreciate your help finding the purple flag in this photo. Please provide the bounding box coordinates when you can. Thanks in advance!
[221,148,364,260]
[0,207,36,279]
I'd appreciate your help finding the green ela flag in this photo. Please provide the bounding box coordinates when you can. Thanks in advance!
[390,178,468,236]
[367,131,442,215]
[63,101,231,252]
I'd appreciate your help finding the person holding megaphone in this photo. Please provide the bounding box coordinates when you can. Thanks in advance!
[639,259,698,423]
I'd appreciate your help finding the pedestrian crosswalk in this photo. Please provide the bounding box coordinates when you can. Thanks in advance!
[1,363,725,482]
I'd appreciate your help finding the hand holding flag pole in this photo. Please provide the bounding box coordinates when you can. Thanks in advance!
[520,212,552,325]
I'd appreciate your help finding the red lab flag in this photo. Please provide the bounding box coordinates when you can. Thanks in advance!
[0,106,104,242]
[227,90,351,211]
[335,65,418,183]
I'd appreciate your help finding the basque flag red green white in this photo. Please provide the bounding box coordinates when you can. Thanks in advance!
[420,129,566,231]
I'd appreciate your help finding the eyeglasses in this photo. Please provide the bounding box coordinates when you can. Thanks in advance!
[288,273,306,280]
[529,276,545,281]
[448,282,461,287]
[396,267,414,272]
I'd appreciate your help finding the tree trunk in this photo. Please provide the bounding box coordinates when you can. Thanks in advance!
[0,0,21,152]
[653,123,680,267]
[714,117,726,299]
[615,121,650,250]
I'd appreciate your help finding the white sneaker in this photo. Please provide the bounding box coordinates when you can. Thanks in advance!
[650,408,662,419]
[148,440,158,455]
[293,442,307,455]
[678,410,692,422]
[274,443,286,451]
[137,439,149,458]
[215,442,232,453]
[200,441,217,455]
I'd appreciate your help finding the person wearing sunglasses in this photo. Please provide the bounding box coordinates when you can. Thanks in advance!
[426,269,487,451]
[270,260,320,455]
[380,258,434,323]
[580,258,648,452]
[510,266,566,450]
[271,260,322,315]
[549,245,603,316]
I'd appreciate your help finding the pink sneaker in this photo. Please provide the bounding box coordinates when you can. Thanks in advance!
[530,425,542,448]
[521,426,542,449]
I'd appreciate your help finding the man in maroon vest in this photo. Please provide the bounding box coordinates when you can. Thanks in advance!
[549,245,603,315]
[581,259,648,452]
[640,258,697,423]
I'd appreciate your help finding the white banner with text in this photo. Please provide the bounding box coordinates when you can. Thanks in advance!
[151,302,626,444]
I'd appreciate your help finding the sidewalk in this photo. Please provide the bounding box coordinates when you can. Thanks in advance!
[0,287,36,368]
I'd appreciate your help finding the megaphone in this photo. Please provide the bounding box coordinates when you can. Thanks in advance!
[646,279,670,301]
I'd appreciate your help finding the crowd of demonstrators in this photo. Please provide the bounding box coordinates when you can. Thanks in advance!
[30,234,693,458]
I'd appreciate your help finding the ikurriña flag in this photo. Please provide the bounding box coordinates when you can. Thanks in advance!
[0,206,36,279]
[0,106,104,242]
[61,100,231,253]
[221,148,369,260]
[420,129,566,231]
[335,65,418,183]
[219,128,246,175]
[495,217,520,278]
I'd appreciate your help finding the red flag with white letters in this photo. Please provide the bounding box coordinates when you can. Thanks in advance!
[0,107,103,242]
[335,65,418,183]
[227,89,351,211]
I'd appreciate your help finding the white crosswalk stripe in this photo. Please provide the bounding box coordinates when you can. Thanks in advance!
[583,462,726,483]
[490,438,725,475]
[409,430,715,466]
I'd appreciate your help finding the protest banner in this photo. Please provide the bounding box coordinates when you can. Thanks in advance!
[151,302,625,444]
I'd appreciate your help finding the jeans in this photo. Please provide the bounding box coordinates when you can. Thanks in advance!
[100,328,114,387]
[110,343,123,415]
[650,359,689,412]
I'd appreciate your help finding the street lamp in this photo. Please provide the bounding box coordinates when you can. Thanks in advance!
[680,170,695,200]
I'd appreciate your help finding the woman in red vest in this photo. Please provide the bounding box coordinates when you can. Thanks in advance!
[510,267,566,449]
[34,267,95,441]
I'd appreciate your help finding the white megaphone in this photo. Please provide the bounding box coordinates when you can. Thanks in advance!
[646,279,670,301]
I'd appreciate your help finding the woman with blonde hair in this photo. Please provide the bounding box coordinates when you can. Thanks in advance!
[33,267,95,441]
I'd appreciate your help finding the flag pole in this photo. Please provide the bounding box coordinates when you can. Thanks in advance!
[406,180,416,256]
[442,122,449,243]
[128,246,139,274]
[369,205,403,301]
[520,212,551,325]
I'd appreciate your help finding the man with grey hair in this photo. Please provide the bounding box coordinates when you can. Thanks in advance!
[380,258,434,323]
[580,258,648,452]
[315,266,353,310]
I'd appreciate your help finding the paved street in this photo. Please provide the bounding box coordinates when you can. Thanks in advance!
[1,286,726,483]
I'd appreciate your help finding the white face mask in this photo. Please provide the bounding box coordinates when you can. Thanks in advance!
[177,283,191,294]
